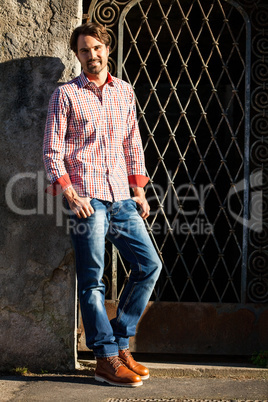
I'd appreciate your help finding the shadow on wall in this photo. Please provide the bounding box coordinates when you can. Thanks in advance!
[0,55,72,258]
[0,56,64,175]
[0,56,65,226]
[0,56,70,280]
[0,57,78,371]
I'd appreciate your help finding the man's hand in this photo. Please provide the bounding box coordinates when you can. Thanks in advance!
[132,187,150,219]
[64,186,94,218]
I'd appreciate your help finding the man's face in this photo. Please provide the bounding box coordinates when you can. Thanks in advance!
[76,34,109,77]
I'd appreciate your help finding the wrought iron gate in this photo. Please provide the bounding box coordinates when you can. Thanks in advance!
[78,0,268,355]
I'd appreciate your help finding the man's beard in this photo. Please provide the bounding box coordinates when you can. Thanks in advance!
[86,59,104,75]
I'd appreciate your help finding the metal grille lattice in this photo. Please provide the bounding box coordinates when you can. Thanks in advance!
[83,0,254,303]
[116,0,249,303]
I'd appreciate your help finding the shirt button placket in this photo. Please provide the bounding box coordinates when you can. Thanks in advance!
[102,86,113,201]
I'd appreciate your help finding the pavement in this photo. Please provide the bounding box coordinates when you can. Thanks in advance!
[1,356,267,401]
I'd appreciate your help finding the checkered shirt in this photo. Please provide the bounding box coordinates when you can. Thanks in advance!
[43,71,148,201]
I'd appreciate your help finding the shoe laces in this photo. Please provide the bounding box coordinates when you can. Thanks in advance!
[121,348,132,359]
[107,356,125,371]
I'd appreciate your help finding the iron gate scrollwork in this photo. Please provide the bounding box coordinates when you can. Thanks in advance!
[83,0,268,304]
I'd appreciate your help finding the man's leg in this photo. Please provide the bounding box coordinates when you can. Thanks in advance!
[69,199,118,358]
[69,199,143,387]
[107,198,162,350]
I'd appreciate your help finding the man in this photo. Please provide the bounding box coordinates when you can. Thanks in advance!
[43,22,162,387]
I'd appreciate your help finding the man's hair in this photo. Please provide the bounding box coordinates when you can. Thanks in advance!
[70,22,111,53]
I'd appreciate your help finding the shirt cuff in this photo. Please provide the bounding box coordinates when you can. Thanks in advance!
[45,173,72,196]
[128,175,149,188]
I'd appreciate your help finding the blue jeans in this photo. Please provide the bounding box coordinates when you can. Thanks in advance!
[68,198,162,358]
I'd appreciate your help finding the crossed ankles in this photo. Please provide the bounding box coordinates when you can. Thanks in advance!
[95,351,149,387]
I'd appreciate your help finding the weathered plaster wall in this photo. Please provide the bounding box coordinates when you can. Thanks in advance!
[0,0,81,371]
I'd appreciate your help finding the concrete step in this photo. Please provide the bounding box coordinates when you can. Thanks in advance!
[77,356,268,380]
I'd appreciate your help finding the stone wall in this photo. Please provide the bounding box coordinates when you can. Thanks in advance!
[0,0,81,371]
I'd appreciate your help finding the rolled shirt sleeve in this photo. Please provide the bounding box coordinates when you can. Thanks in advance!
[43,87,70,195]
[124,89,149,188]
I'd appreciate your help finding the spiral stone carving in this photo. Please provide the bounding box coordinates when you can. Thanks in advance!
[250,193,265,223]
[251,114,268,139]
[249,168,268,194]
[250,168,265,188]
[107,28,117,56]
[249,223,268,248]
[248,278,268,302]
[249,0,268,303]
[249,250,268,276]
[95,0,120,27]
[250,140,268,165]
[251,87,268,112]
[252,60,268,86]
[252,34,268,57]
[251,5,268,31]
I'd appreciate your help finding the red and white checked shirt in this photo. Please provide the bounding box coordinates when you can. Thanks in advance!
[43,71,149,201]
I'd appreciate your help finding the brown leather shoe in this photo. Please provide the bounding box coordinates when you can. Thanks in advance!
[119,349,150,380]
[95,355,143,387]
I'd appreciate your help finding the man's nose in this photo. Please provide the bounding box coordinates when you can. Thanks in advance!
[89,49,97,60]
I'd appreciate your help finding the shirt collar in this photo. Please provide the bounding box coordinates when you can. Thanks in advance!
[79,70,114,88]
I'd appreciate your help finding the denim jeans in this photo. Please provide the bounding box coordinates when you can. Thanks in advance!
[68,198,162,358]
